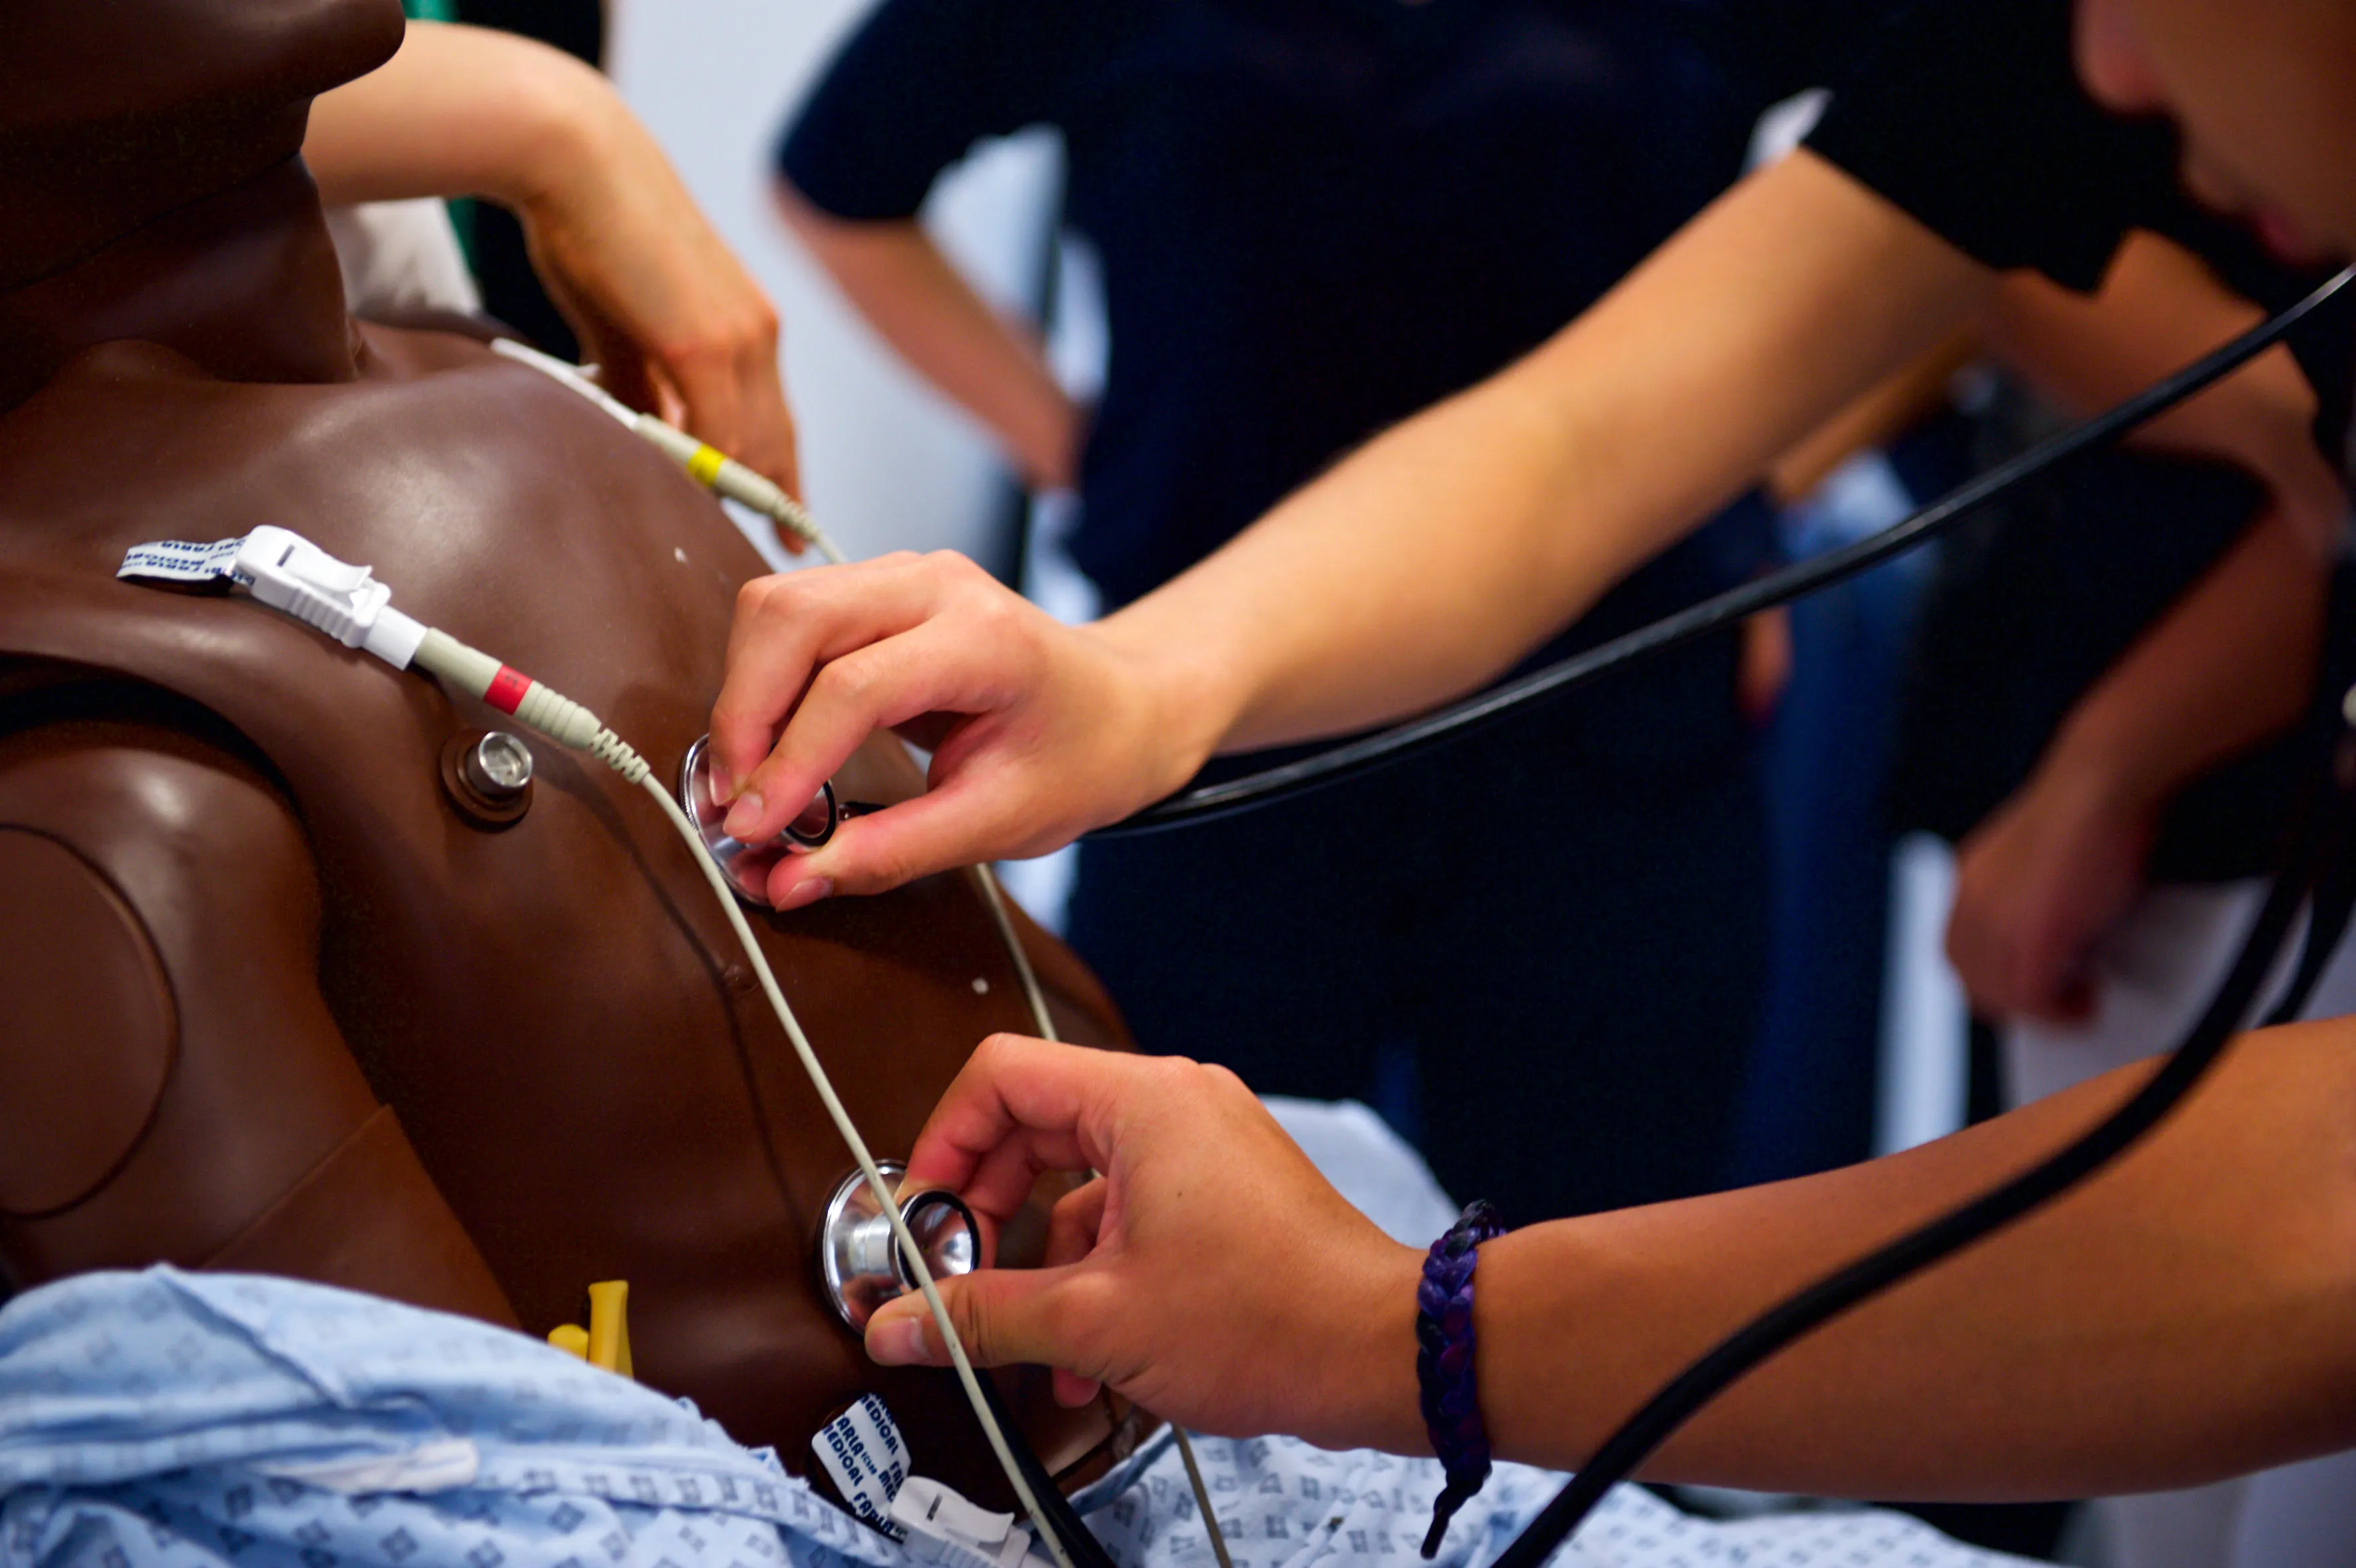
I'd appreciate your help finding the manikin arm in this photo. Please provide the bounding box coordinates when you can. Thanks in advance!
[775,182,1081,493]
[0,715,513,1323]
[304,21,799,498]
[862,1028,2356,1500]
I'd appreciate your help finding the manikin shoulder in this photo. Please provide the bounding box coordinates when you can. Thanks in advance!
[0,331,752,584]
[0,328,770,737]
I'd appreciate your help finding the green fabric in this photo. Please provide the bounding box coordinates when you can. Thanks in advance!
[444,197,479,270]
[401,0,458,20]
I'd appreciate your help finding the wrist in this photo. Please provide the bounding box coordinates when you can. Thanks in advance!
[1089,604,1249,802]
[1009,393,1083,494]
[1303,1236,1426,1454]
[1413,1202,1511,1548]
[2030,720,2177,829]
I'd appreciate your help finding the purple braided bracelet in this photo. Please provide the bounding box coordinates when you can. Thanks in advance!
[1415,1199,1505,1558]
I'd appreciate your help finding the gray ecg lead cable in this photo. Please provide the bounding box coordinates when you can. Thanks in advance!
[490,336,845,565]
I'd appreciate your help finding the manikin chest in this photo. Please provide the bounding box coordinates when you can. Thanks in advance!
[0,334,1124,1493]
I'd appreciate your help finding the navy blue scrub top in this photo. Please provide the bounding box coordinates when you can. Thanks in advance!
[779,0,1848,622]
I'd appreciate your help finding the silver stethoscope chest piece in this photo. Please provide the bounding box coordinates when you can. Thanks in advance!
[819,1161,980,1330]
[678,733,842,906]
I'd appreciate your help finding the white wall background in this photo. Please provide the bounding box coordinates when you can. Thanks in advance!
[609,0,1060,567]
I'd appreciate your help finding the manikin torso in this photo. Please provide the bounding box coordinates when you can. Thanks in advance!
[0,138,1128,1503]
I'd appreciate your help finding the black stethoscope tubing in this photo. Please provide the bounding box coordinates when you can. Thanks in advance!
[1093,267,2355,838]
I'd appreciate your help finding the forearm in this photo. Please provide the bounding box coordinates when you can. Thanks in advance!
[303,21,610,213]
[779,188,1079,490]
[2038,503,2326,817]
[307,19,799,493]
[1988,239,2335,813]
[1466,1019,2356,1498]
[1766,329,1980,507]
[1099,152,1992,755]
[1988,231,2346,543]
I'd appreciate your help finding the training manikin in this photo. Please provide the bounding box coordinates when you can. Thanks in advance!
[0,0,1131,1504]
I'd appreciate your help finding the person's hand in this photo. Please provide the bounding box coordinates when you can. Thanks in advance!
[1945,764,2157,1024]
[708,551,1226,906]
[515,71,802,511]
[863,1036,1425,1450]
[303,23,803,517]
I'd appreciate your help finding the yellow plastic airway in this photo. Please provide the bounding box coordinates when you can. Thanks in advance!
[586,1279,634,1377]
[543,1279,632,1378]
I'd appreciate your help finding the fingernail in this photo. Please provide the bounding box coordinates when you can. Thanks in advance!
[709,763,735,806]
[776,875,832,912]
[868,1314,930,1366]
[721,791,763,840]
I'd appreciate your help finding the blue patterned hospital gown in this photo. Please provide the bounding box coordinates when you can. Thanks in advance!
[0,1105,2037,1568]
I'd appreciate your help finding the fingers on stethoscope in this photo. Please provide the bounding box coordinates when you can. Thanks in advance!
[710,555,943,825]
[1043,1178,1111,1271]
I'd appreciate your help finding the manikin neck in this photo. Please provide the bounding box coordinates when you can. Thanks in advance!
[0,155,356,418]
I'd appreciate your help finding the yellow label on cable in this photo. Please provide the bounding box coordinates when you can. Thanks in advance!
[686,444,725,488]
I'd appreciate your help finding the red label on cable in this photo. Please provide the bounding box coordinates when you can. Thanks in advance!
[485,666,533,715]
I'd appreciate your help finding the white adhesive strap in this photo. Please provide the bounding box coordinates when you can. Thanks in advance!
[252,1438,481,1496]
[118,535,247,585]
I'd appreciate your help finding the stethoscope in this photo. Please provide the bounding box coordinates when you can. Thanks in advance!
[679,267,2355,1568]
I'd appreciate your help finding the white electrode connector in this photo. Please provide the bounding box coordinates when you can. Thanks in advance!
[891,1476,1055,1568]
[232,525,428,669]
